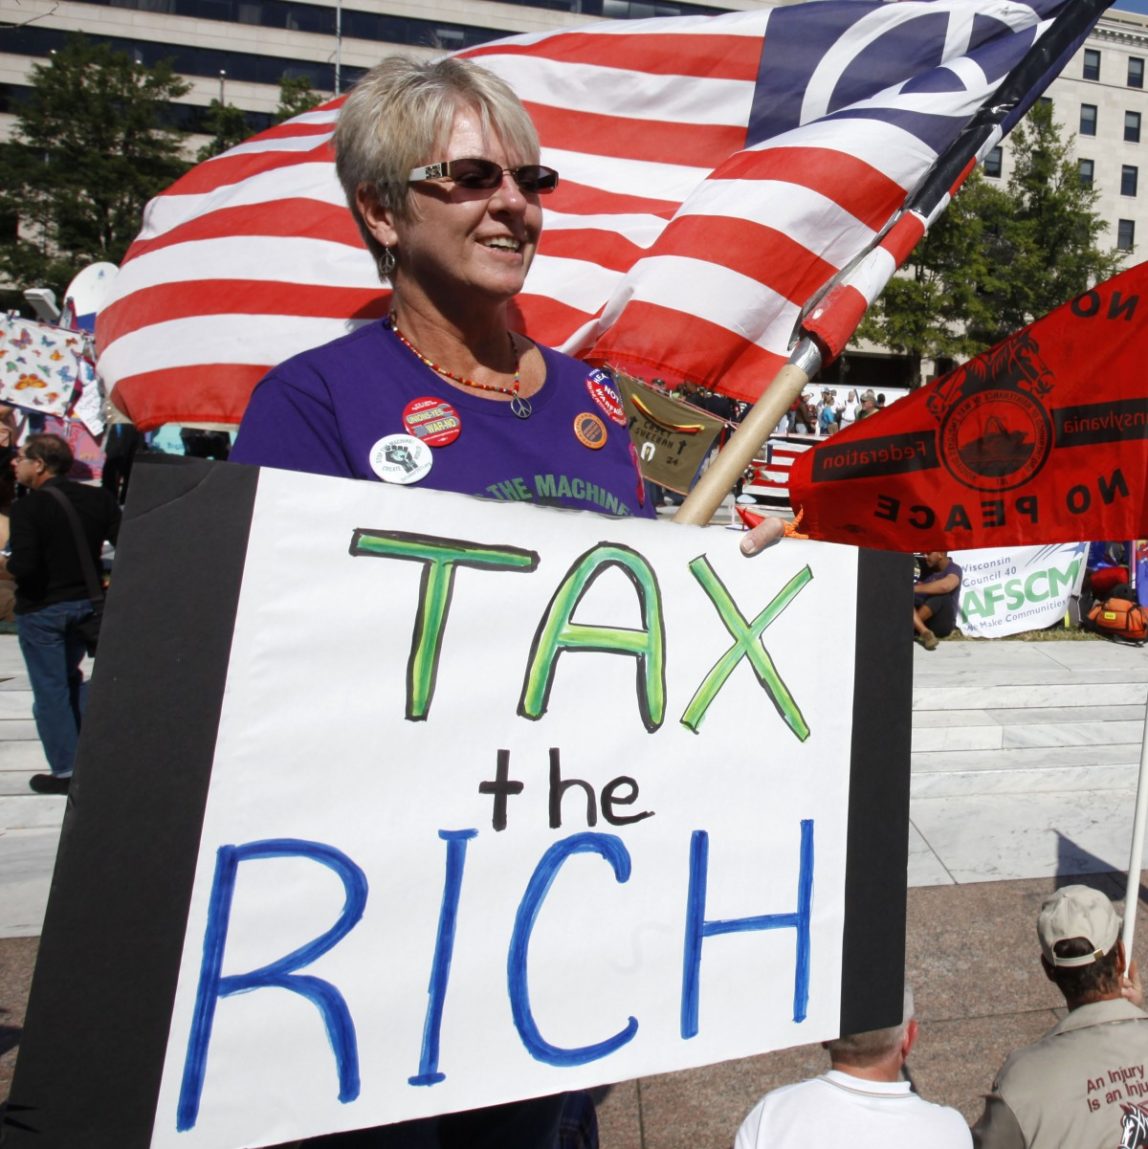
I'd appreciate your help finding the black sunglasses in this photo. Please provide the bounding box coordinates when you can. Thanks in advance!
[408,158,559,194]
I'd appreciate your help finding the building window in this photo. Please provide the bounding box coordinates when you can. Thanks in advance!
[1084,48,1100,81]
[1079,158,1094,187]
[1118,219,1136,252]
[983,146,1003,178]
[1123,165,1139,196]
[1127,111,1142,143]
[1131,57,1145,88]
[1081,104,1098,136]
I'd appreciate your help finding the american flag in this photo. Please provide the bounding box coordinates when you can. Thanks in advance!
[97,0,1102,431]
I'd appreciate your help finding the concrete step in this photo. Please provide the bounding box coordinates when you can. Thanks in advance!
[914,704,1147,728]
[912,742,1143,774]
[0,742,51,771]
[913,719,1146,753]
[914,682,1148,710]
[0,692,35,720]
[0,775,47,799]
[910,665,1147,799]
[0,793,66,831]
[911,762,1139,798]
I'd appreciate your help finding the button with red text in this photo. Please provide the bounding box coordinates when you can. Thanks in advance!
[586,369,627,426]
[402,397,462,447]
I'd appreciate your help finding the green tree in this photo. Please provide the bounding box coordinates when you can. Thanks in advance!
[858,101,1123,380]
[194,74,322,165]
[274,74,323,124]
[0,35,191,297]
[196,99,251,161]
[972,99,1124,345]
[856,169,1006,383]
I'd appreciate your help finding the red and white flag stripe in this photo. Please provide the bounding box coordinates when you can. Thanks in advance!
[97,1,1084,429]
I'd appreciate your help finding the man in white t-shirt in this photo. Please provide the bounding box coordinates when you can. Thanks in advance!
[734,988,971,1149]
[839,388,858,427]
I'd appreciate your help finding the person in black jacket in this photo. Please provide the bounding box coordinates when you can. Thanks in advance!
[4,434,120,794]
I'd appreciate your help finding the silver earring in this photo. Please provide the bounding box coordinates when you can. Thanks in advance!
[380,247,396,278]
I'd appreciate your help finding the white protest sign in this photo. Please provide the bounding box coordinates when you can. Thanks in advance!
[6,460,911,1149]
[954,542,1088,638]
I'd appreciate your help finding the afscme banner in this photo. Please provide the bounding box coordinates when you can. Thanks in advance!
[789,263,1148,551]
[6,459,911,1149]
[955,543,1088,639]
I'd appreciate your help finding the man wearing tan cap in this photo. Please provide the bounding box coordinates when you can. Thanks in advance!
[973,885,1148,1148]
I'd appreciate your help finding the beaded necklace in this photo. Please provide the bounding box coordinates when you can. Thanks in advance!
[387,311,532,419]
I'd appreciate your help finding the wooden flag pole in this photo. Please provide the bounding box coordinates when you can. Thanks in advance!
[673,340,822,527]
[1122,700,1148,960]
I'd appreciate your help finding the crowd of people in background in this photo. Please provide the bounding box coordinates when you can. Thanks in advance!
[785,385,887,436]
[646,374,901,441]
[645,376,906,508]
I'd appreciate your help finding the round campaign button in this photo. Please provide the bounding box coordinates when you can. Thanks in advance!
[402,396,462,447]
[573,412,608,450]
[368,434,433,484]
[585,369,627,426]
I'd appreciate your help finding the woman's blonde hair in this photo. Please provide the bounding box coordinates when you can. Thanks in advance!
[334,56,541,281]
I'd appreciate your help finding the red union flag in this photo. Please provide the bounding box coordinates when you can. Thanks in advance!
[97,0,1101,430]
[788,263,1148,552]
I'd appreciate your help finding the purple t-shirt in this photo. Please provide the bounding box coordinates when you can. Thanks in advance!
[914,558,963,612]
[231,320,652,519]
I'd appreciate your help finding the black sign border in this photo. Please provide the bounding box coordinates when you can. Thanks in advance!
[842,547,913,1033]
[4,457,257,1147]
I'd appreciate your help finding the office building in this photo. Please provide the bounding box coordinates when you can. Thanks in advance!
[987,6,1148,263]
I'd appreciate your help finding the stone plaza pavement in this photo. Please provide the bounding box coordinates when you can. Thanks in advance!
[1,632,1147,1145]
